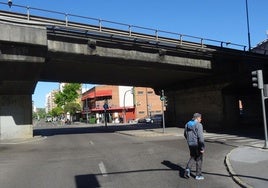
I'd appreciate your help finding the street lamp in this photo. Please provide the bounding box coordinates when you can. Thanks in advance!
[245,0,251,51]
[8,0,12,8]
[123,88,134,123]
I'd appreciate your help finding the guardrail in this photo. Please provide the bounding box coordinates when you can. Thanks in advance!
[0,1,247,51]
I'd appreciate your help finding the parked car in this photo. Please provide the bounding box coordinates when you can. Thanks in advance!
[45,115,52,122]
[138,114,163,124]
[150,114,163,124]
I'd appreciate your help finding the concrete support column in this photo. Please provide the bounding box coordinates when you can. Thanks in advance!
[0,95,33,139]
[166,83,238,130]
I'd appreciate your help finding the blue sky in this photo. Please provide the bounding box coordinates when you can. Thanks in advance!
[3,0,267,108]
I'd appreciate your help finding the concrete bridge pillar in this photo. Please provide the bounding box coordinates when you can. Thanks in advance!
[0,95,33,139]
[0,21,47,139]
[166,83,240,130]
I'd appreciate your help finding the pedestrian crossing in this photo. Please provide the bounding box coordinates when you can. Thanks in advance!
[204,132,265,148]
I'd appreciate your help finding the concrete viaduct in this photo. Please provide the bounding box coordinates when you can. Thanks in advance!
[0,9,268,139]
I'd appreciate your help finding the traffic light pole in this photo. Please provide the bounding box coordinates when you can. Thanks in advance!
[252,70,268,149]
[260,88,268,149]
[161,90,166,133]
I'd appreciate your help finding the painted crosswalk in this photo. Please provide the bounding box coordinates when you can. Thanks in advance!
[204,132,264,148]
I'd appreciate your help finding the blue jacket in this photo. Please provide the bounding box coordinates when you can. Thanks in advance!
[184,120,205,150]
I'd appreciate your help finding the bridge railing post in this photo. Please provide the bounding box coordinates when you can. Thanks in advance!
[179,34,183,46]
[65,13,68,27]
[201,38,204,48]
[128,25,132,36]
[99,19,102,32]
[155,30,158,41]
[26,6,30,20]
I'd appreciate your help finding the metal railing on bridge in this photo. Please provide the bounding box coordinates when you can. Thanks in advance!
[0,1,247,51]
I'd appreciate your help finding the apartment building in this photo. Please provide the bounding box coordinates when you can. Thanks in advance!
[45,89,59,113]
[134,87,162,119]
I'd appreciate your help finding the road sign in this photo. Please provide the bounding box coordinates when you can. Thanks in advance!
[103,103,108,110]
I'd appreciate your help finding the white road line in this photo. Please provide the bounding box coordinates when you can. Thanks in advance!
[99,161,108,177]
[89,141,95,145]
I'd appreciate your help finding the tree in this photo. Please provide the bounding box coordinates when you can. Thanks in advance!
[54,83,81,107]
[33,108,46,119]
[64,102,81,115]
[51,106,64,117]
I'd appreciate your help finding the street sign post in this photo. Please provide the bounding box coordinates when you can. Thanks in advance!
[103,102,109,127]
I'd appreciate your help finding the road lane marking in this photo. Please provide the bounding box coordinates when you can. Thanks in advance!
[99,161,108,177]
[89,141,95,145]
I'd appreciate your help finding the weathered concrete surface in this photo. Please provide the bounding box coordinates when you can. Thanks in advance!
[0,95,33,139]
[0,22,47,139]
[47,40,212,69]
[0,22,47,45]
[166,83,238,129]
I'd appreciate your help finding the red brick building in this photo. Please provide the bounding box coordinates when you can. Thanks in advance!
[81,85,162,123]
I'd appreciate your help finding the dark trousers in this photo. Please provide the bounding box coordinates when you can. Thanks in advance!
[186,146,203,176]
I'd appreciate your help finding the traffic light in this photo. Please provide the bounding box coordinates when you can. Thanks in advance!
[164,97,168,106]
[251,70,264,89]
[160,90,165,101]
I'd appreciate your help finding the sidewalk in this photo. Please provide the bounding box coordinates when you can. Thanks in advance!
[225,146,268,188]
[116,127,183,137]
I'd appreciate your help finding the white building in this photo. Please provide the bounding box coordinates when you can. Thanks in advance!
[45,89,59,113]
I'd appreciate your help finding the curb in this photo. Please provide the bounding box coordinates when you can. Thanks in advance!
[116,130,179,137]
[224,148,254,188]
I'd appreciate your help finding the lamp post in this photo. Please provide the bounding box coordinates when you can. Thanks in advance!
[123,88,133,123]
[245,0,251,51]
[8,0,12,8]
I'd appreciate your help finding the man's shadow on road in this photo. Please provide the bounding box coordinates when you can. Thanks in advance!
[161,160,186,178]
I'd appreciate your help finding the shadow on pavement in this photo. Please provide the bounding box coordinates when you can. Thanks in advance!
[205,126,265,140]
[75,174,100,188]
[33,123,161,137]
[161,160,232,178]
[75,168,173,187]
[234,174,268,182]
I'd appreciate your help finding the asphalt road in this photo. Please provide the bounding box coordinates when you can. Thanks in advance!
[0,123,239,188]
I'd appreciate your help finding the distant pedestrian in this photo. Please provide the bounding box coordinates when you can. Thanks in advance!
[184,113,205,180]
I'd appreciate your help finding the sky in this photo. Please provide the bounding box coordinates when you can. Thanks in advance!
[2,0,267,108]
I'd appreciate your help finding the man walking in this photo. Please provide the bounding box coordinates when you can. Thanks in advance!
[184,113,205,180]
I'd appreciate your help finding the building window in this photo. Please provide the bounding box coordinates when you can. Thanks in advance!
[137,91,144,95]
[147,91,153,94]
[139,111,145,114]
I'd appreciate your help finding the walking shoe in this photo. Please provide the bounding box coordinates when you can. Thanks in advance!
[184,169,190,179]
[195,175,204,180]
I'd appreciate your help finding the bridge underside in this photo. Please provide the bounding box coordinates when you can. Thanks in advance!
[0,17,268,139]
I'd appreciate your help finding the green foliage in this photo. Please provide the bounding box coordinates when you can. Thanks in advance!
[54,83,81,107]
[51,106,64,117]
[32,108,46,119]
[64,102,81,115]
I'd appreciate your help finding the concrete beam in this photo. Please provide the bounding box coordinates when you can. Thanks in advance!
[0,22,47,45]
[47,40,212,69]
